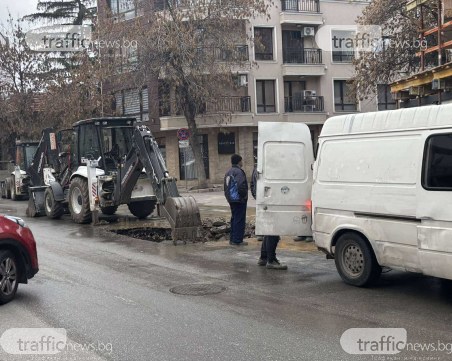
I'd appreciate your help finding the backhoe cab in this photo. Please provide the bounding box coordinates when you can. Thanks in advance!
[1,140,39,201]
[28,118,201,242]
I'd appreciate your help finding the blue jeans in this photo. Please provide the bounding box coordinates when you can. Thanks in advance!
[229,202,247,244]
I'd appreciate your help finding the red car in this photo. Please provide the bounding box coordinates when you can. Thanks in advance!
[0,215,38,304]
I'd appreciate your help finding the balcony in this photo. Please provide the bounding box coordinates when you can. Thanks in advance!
[284,95,324,112]
[280,0,323,25]
[283,48,322,64]
[159,96,251,117]
[205,96,251,113]
[281,0,320,12]
[196,45,249,62]
[282,48,325,76]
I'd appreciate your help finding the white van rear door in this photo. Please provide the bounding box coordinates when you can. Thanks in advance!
[255,122,314,236]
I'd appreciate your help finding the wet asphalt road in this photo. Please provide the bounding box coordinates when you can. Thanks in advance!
[1,197,452,361]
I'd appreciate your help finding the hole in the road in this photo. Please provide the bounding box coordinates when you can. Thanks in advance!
[112,227,172,242]
[170,284,227,296]
[108,219,255,243]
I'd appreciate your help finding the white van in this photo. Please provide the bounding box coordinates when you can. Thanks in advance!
[313,104,452,286]
[255,122,314,238]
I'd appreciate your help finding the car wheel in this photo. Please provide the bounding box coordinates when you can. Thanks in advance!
[69,177,92,224]
[101,206,118,215]
[44,188,64,219]
[0,250,19,305]
[128,200,156,219]
[335,232,381,287]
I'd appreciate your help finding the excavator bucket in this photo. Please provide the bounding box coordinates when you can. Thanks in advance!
[160,196,201,241]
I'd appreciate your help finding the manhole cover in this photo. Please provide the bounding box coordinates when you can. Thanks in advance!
[170,284,226,296]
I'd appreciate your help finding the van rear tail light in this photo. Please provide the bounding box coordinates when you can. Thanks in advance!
[305,199,312,212]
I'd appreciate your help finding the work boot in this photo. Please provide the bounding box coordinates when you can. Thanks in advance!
[266,259,288,270]
[229,241,248,246]
[257,258,267,266]
[293,236,314,243]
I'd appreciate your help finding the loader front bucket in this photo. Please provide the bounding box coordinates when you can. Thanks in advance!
[26,186,47,217]
[161,196,201,241]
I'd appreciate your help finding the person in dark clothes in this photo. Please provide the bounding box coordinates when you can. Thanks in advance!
[250,166,263,242]
[224,154,248,246]
[250,165,287,270]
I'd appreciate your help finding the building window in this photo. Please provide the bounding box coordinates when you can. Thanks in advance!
[377,84,397,111]
[109,0,140,20]
[334,80,357,112]
[218,132,236,154]
[332,30,355,63]
[179,134,209,180]
[423,134,452,189]
[256,80,276,113]
[254,27,274,61]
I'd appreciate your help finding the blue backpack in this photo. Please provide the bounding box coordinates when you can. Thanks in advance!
[226,174,240,202]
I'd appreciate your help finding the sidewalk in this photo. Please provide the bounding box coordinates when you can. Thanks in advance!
[180,187,316,252]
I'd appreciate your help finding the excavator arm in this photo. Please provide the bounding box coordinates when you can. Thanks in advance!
[119,125,201,241]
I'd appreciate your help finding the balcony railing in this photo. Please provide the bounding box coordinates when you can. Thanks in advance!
[159,96,251,116]
[281,0,320,12]
[283,48,322,64]
[196,45,249,62]
[284,95,324,112]
[205,96,251,113]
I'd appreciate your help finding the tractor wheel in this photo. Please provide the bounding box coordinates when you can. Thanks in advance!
[44,188,64,219]
[10,177,17,201]
[128,200,156,219]
[68,177,92,224]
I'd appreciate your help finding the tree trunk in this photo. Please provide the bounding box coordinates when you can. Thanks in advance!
[181,89,208,189]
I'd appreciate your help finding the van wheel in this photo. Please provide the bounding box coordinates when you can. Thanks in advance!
[101,206,118,215]
[0,250,19,305]
[44,188,64,219]
[128,200,156,219]
[69,177,92,224]
[335,232,381,287]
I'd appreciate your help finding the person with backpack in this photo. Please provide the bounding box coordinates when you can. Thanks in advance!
[224,154,248,246]
[250,164,287,270]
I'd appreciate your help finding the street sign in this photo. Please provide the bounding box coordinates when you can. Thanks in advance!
[177,128,190,141]
[178,140,190,148]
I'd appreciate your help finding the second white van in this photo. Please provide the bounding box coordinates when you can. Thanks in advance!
[313,104,452,286]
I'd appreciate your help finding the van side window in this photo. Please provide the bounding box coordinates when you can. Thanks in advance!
[423,134,452,189]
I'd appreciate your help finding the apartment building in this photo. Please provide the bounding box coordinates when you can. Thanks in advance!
[391,0,452,108]
[100,0,375,184]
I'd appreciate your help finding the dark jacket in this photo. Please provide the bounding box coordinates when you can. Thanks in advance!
[250,167,257,200]
[224,165,248,204]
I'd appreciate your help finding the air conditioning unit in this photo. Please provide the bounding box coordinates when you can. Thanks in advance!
[303,90,317,97]
[304,27,315,37]
[239,74,248,87]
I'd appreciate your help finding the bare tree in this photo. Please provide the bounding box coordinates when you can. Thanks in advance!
[0,15,52,145]
[106,0,271,188]
[353,0,438,99]
[24,0,97,25]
